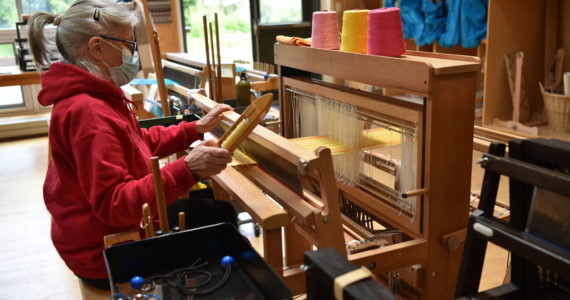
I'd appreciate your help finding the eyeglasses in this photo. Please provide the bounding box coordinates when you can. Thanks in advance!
[100,35,137,54]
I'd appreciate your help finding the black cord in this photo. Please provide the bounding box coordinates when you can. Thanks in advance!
[176,264,232,296]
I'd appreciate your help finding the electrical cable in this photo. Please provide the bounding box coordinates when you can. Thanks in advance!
[109,257,233,299]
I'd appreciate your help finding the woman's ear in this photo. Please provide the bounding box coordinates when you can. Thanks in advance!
[87,36,104,61]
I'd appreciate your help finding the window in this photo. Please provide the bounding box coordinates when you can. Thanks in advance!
[0,42,24,109]
[259,0,302,24]
[0,0,72,117]
[182,0,252,63]
[0,0,18,29]
[0,86,24,109]
[22,0,75,15]
[0,43,15,66]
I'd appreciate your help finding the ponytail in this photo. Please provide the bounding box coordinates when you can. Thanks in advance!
[27,12,58,67]
[26,0,138,74]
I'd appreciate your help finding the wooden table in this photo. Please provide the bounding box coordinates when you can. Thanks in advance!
[0,67,41,87]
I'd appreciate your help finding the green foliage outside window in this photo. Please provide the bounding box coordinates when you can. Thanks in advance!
[259,0,301,24]
[0,0,74,29]
[0,0,18,28]
[181,0,251,62]
[182,0,249,38]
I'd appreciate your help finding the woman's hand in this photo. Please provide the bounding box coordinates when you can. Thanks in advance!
[194,104,233,134]
[184,139,232,179]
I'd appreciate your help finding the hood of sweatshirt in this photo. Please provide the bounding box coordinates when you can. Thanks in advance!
[38,62,123,107]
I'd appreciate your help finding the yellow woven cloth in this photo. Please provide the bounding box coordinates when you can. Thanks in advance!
[291,128,400,154]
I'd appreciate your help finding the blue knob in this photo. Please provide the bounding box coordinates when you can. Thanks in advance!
[130,275,145,290]
[221,255,234,267]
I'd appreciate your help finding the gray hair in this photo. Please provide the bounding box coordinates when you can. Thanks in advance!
[28,0,138,76]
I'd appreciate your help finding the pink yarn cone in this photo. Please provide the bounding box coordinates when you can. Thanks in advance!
[311,10,340,50]
[367,7,406,57]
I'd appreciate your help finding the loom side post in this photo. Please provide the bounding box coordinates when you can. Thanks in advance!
[422,71,477,299]
[311,146,346,257]
[139,0,169,116]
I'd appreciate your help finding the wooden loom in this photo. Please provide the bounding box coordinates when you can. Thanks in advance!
[273,44,479,299]
[165,44,479,299]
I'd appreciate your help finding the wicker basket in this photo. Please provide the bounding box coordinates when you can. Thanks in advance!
[540,83,570,132]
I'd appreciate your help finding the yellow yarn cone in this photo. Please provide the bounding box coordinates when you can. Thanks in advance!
[341,9,369,53]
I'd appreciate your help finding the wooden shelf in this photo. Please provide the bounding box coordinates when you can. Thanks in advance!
[484,123,570,142]
[481,0,570,142]
[274,43,480,96]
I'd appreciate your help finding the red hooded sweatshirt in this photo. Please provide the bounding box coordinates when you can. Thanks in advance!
[39,63,199,279]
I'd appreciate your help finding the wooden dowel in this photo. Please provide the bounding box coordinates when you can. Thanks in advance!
[142,203,155,238]
[401,188,428,199]
[202,15,213,99]
[178,212,186,231]
[209,22,217,101]
[215,13,222,101]
[150,156,169,233]
[512,52,523,123]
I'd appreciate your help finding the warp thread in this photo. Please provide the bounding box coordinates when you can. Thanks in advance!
[340,9,369,54]
[311,10,340,50]
[367,7,406,57]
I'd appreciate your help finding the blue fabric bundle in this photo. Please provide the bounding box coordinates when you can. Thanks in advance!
[421,0,446,45]
[438,0,462,47]
[460,0,488,48]
[385,0,488,48]
[399,0,425,45]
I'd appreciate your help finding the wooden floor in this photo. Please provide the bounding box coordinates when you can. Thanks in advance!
[0,135,508,299]
[0,135,82,299]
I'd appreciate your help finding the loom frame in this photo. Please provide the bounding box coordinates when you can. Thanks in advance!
[274,43,480,299]
[282,76,424,237]
[161,43,479,299]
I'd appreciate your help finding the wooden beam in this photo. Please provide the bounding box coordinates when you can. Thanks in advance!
[348,238,428,274]
[211,166,288,230]
[0,71,41,87]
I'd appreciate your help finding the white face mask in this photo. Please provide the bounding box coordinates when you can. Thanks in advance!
[101,40,139,87]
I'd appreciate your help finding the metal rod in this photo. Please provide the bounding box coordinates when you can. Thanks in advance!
[287,88,417,136]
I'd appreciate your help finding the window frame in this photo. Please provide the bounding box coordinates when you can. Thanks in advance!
[0,0,52,117]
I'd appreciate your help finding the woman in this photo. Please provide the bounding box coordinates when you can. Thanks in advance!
[28,0,235,290]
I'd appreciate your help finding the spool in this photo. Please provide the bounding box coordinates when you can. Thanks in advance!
[311,10,340,50]
[367,7,406,57]
[221,118,250,150]
[340,9,369,54]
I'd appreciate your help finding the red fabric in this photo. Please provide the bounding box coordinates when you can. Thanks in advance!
[40,63,199,278]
